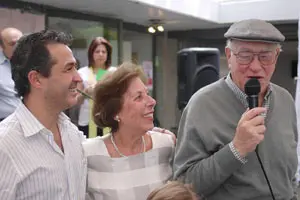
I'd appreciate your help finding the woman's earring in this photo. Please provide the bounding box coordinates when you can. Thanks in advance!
[115,115,120,122]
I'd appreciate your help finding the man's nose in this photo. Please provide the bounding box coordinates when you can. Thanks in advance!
[249,55,262,72]
[73,70,83,82]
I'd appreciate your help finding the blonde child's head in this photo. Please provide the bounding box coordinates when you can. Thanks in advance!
[147,181,199,200]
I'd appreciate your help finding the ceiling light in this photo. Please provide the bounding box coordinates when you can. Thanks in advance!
[157,25,164,32]
[148,26,156,33]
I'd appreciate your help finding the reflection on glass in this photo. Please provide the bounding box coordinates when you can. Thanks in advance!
[48,17,118,68]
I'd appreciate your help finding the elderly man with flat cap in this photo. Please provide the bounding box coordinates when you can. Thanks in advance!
[0,27,23,121]
[173,19,298,200]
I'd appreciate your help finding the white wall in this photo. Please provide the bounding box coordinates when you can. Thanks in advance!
[135,0,299,24]
[218,0,300,23]
[0,8,45,34]
[135,0,219,22]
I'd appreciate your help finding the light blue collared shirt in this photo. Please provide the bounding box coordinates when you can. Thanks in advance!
[0,51,21,118]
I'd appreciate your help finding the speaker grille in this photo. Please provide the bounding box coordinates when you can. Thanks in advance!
[177,48,220,110]
[192,64,219,94]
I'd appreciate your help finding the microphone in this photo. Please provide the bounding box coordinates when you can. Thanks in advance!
[76,89,93,100]
[244,77,260,109]
[244,77,275,200]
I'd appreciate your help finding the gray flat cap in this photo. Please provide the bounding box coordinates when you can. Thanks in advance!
[224,19,285,43]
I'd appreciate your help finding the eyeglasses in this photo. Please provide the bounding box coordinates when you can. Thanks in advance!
[231,50,278,65]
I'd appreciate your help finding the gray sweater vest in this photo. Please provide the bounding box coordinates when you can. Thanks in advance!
[173,78,298,200]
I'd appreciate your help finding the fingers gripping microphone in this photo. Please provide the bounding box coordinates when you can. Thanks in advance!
[244,78,260,109]
[244,78,275,199]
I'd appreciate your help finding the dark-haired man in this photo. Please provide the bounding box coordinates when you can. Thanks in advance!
[0,30,86,200]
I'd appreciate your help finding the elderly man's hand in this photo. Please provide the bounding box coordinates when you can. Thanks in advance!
[151,127,176,144]
[233,107,266,157]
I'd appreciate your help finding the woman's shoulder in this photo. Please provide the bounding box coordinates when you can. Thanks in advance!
[107,66,117,72]
[78,66,90,74]
[82,135,109,156]
[148,131,175,149]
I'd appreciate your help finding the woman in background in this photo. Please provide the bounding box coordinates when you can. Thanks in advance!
[77,37,115,137]
[83,62,175,200]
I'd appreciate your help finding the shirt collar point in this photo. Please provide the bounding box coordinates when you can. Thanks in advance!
[15,104,44,137]
[0,51,8,64]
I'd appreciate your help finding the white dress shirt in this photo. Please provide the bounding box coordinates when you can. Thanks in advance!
[0,103,87,200]
[0,51,21,119]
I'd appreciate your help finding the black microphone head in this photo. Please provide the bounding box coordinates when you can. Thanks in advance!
[244,77,261,96]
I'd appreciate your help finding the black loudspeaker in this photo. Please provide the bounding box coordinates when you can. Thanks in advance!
[291,60,298,78]
[177,48,220,110]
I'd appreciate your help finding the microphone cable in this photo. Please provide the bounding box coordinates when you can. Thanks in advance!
[255,148,276,200]
[245,77,275,200]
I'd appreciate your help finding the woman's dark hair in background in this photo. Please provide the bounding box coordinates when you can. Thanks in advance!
[87,37,112,69]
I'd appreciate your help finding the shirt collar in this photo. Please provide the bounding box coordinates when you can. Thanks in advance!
[225,73,272,102]
[15,103,70,137]
[0,51,8,65]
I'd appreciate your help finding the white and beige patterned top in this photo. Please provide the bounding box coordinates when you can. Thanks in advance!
[83,131,175,200]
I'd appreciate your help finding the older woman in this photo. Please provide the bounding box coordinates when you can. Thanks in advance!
[83,63,175,200]
[77,37,115,137]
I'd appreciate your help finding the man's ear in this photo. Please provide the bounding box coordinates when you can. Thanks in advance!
[225,47,233,69]
[274,48,281,63]
[28,70,43,89]
[225,47,232,61]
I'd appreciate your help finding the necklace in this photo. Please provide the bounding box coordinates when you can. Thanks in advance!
[110,134,146,157]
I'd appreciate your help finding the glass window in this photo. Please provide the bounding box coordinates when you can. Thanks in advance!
[123,30,153,94]
[48,17,118,68]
